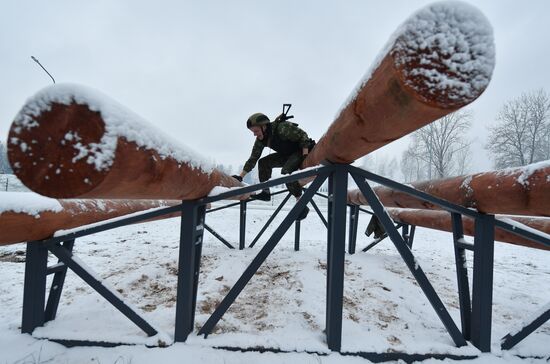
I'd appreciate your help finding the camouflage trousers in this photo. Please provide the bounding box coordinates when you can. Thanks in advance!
[258,151,304,197]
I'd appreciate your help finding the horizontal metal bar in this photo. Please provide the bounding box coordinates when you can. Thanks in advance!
[349,166,484,219]
[200,166,331,205]
[455,241,475,251]
[40,204,184,245]
[206,201,242,214]
[46,262,67,275]
[494,218,550,249]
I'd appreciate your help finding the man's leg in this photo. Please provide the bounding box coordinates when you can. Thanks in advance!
[252,154,286,201]
[281,152,309,220]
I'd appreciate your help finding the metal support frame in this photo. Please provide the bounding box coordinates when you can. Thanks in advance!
[451,213,472,340]
[294,220,301,251]
[470,214,495,352]
[249,193,292,248]
[45,239,75,321]
[501,307,550,350]
[348,205,360,254]
[198,171,329,337]
[175,202,206,342]
[325,165,348,351]
[204,224,235,249]
[18,162,550,352]
[22,242,48,334]
[351,171,467,347]
[239,201,247,250]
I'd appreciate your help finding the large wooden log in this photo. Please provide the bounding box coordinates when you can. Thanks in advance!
[302,2,495,168]
[0,193,179,246]
[347,161,550,217]
[7,85,242,200]
[386,208,550,251]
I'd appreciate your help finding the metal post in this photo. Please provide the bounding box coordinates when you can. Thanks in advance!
[45,239,75,322]
[408,225,416,248]
[22,242,48,334]
[294,220,301,251]
[348,205,360,254]
[451,213,471,340]
[175,201,206,342]
[326,165,348,351]
[401,224,410,246]
[471,214,495,352]
[239,201,247,250]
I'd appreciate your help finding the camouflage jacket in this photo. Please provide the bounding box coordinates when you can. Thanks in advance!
[243,121,311,173]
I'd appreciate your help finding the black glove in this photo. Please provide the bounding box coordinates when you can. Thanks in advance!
[232,175,243,182]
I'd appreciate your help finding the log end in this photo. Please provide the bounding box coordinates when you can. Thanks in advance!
[391,1,495,109]
[8,102,109,198]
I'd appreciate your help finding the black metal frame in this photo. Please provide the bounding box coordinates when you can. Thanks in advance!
[19,164,550,353]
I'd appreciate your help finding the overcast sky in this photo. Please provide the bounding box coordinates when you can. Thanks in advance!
[1,0,549,174]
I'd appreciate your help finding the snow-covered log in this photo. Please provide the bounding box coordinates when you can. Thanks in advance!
[7,84,242,199]
[0,193,179,245]
[386,208,550,251]
[303,2,495,168]
[348,161,550,217]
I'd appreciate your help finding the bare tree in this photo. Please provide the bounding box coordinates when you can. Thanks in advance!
[401,110,473,181]
[486,89,550,168]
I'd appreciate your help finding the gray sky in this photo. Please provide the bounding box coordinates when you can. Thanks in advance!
[1,0,549,174]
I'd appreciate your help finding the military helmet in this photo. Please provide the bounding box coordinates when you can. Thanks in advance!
[246,113,270,128]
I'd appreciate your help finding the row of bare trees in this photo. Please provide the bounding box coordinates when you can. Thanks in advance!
[486,89,550,168]
[397,89,550,182]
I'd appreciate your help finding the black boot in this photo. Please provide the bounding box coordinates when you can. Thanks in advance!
[296,206,310,221]
[251,188,271,201]
[366,215,385,239]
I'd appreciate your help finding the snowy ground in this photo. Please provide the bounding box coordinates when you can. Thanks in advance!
[0,201,549,363]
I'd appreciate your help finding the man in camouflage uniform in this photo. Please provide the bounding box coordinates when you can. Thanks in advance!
[234,112,315,220]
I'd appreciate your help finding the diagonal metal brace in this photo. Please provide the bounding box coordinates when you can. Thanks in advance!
[48,243,158,337]
[198,171,329,337]
[351,172,467,347]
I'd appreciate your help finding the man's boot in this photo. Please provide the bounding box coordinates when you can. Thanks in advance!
[366,215,386,239]
[251,188,271,201]
[296,206,310,221]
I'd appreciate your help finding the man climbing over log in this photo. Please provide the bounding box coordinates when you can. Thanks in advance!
[233,106,315,220]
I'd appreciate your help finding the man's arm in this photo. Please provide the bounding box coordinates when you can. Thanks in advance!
[240,139,264,177]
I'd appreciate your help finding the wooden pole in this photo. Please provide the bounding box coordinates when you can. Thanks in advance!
[386,208,550,251]
[0,198,179,246]
[348,162,550,217]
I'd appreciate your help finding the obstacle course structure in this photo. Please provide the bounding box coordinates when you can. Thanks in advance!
[2,0,549,358]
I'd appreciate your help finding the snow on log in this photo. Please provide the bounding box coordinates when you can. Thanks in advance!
[348,161,550,217]
[303,1,495,167]
[7,84,242,199]
[386,208,550,251]
[0,193,179,245]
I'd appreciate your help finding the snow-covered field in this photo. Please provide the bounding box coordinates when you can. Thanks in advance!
[0,202,549,363]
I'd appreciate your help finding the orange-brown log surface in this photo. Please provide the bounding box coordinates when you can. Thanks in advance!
[387,208,550,251]
[0,197,179,246]
[7,86,243,200]
[302,2,495,168]
[347,161,550,217]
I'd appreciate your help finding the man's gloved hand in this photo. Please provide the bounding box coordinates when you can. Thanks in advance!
[232,175,243,182]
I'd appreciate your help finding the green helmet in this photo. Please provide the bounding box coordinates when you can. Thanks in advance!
[246,113,270,128]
